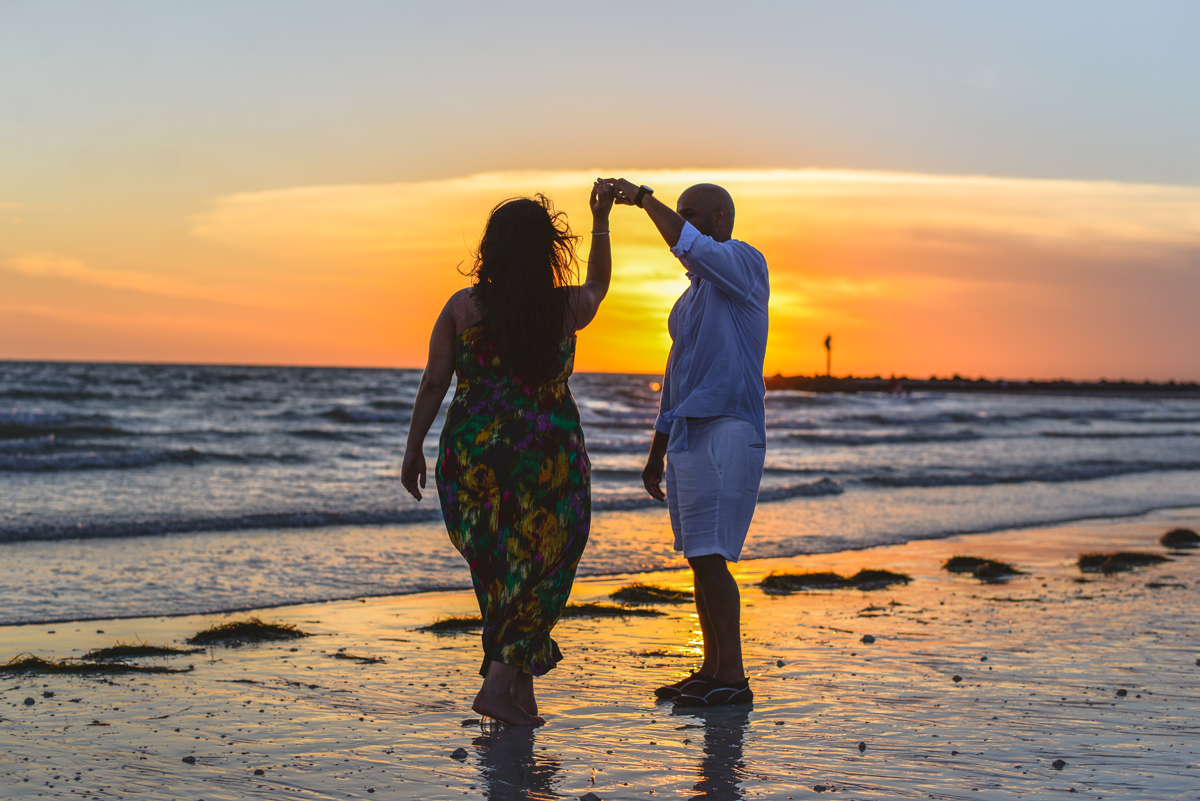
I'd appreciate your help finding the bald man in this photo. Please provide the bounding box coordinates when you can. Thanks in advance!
[609,178,769,707]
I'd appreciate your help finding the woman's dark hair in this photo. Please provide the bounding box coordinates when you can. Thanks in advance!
[469,194,579,380]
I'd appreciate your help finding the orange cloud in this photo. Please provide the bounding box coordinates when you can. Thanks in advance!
[186,169,1200,378]
[3,252,275,307]
[5,169,1198,380]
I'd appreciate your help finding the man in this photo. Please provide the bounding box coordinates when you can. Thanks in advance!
[609,178,769,707]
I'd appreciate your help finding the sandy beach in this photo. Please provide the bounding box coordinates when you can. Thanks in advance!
[3,507,1199,800]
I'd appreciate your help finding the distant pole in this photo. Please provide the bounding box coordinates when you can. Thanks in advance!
[823,335,832,377]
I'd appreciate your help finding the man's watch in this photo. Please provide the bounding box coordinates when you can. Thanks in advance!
[634,185,654,208]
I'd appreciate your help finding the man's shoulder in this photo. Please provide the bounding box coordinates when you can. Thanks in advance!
[727,238,767,264]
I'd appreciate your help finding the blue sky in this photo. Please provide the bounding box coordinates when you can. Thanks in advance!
[4,0,1197,199]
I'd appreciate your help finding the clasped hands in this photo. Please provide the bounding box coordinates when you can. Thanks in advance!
[590,178,648,217]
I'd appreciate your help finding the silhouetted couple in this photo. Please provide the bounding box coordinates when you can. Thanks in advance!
[402,178,769,726]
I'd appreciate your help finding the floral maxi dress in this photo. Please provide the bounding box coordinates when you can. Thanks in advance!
[436,323,591,677]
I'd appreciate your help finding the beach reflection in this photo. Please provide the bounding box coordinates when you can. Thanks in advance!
[673,705,751,800]
[472,727,560,800]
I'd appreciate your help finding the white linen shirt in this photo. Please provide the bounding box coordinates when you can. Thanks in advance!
[654,222,769,452]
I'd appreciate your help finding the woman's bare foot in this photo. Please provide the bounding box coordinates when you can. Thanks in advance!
[511,671,538,716]
[508,671,537,714]
[473,687,544,727]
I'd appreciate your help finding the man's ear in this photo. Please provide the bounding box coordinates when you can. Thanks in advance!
[713,208,727,228]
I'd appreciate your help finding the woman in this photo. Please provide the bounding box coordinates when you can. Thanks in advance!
[400,181,614,726]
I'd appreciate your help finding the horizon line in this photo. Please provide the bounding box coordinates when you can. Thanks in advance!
[2,357,1194,386]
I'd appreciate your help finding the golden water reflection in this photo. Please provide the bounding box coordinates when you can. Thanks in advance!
[472,727,560,801]
[673,705,752,801]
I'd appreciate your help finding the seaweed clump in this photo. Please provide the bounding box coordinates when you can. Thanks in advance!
[186,617,309,647]
[1161,528,1200,548]
[944,556,1024,582]
[1078,552,1171,574]
[610,583,694,605]
[1,654,193,675]
[419,615,483,634]
[759,569,910,594]
[560,603,665,619]
[83,642,202,661]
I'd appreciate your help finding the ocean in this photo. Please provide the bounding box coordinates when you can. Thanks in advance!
[3,360,1199,625]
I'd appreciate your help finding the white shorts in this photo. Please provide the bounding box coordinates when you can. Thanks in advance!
[665,416,766,562]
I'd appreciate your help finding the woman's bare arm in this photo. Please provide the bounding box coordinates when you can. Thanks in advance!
[569,179,614,330]
[400,297,458,500]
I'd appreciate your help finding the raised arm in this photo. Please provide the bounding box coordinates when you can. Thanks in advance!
[607,178,685,248]
[568,179,615,330]
[608,178,763,302]
[400,297,457,500]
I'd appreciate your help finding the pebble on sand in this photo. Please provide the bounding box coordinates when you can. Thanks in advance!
[580,793,602,801]
[450,747,469,760]
[858,741,867,752]
[181,756,196,764]
[1052,759,1067,770]
[952,675,963,683]
[23,697,34,705]
[1116,689,1128,696]
[861,634,876,644]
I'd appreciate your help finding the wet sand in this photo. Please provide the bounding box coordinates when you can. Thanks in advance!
[2,508,1199,800]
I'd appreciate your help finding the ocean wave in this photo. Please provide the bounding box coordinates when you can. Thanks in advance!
[1041,429,1200,439]
[0,507,445,543]
[589,467,644,479]
[835,411,1013,427]
[783,430,981,446]
[288,428,362,441]
[320,406,411,424]
[0,434,55,454]
[584,439,653,454]
[0,388,117,401]
[578,418,659,431]
[0,478,844,543]
[865,460,1200,488]
[765,419,818,431]
[0,411,128,440]
[0,448,310,473]
[756,477,844,501]
[369,399,413,410]
[539,478,843,512]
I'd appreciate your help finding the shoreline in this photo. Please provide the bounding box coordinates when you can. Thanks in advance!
[5,502,1200,628]
[3,508,1199,799]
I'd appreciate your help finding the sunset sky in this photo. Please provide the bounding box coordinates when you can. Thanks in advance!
[2,2,1198,379]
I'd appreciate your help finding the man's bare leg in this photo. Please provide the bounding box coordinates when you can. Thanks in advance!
[473,661,544,726]
[511,670,538,716]
[693,573,719,677]
[688,554,745,683]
